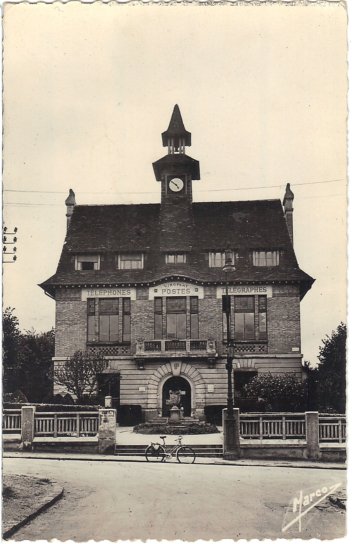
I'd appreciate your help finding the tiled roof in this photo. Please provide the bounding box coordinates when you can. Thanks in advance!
[40,199,314,298]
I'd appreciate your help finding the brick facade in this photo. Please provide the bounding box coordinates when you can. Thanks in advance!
[53,283,304,415]
[43,106,314,417]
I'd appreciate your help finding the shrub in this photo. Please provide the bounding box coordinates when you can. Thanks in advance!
[243,373,307,412]
[134,422,219,435]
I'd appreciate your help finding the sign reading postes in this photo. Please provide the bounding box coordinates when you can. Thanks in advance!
[148,282,204,299]
[81,287,136,301]
[216,285,272,298]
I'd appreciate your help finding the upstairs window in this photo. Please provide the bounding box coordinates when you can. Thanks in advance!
[75,255,100,271]
[235,296,255,341]
[253,250,279,267]
[232,295,268,342]
[165,253,187,264]
[117,253,144,270]
[166,297,187,339]
[98,299,119,342]
[209,251,238,268]
[153,296,199,340]
[87,297,131,344]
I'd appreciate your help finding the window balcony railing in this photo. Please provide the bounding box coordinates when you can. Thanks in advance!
[135,339,217,358]
[223,341,268,354]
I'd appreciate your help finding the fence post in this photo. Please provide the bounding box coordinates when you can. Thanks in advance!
[338,419,343,444]
[98,408,117,454]
[222,408,241,459]
[305,411,320,460]
[54,414,58,438]
[21,406,36,450]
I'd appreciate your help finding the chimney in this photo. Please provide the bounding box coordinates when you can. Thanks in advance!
[283,183,294,245]
[65,189,76,231]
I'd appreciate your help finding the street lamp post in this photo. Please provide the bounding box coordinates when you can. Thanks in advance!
[222,250,241,459]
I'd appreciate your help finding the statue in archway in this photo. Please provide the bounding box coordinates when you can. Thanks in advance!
[166,389,181,409]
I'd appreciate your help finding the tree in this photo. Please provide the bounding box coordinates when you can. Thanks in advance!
[3,308,55,401]
[53,350,107,403]
[243,372,307,411]
[316,323,346,413]
[2,307,21,393]
[18,328,55,402]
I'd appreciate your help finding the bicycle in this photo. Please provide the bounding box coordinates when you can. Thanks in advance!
[145,435,196,464]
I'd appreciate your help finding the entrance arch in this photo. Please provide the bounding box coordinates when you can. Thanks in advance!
[162,376,191,417]
[147,362,206,419]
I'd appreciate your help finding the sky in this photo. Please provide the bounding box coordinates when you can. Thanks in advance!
[2,1,347,366]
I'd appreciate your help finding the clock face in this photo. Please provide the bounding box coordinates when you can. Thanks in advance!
[169,177,184,192]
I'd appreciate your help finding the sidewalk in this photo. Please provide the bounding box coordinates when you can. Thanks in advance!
[3,449,346,470]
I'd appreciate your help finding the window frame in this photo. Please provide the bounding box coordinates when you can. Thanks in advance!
[117,253,144,270]
[165,253,187,264]
[75,254,100,271]
[208,251,238,268]
[87,297,131,345]
[252,250,280,267]
[222,294,268,343]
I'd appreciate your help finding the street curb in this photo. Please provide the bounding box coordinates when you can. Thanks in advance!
[3,452,346,470]
[2,485,64,540]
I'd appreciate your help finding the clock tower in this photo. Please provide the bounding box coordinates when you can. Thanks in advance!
[153,105,200,252]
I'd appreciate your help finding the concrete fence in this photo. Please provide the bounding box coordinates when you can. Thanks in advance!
[3,406,116,454]
[2,408,346,460]
[223,410,346,461]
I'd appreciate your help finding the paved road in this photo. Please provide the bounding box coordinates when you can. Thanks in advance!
[3,458,346,541]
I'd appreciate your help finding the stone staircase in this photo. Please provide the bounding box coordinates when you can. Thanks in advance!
[115,444,223,458]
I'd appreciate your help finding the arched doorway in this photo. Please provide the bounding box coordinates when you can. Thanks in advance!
[162,376,191,417]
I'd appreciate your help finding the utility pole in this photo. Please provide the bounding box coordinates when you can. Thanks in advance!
[3,226,18,263]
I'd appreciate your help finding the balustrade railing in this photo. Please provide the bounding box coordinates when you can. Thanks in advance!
[34,412,99,438]
[319,415,346,443]
[240,413,306,440]
[2,409,22,433]
[136,338,216,356]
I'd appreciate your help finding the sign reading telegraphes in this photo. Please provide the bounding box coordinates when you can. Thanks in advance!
[81,287,136,301]
[148,282,204,299]
[216,285,272,298]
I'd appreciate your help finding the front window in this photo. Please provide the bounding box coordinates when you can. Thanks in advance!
[253,250,279,267]
[222,295,268,342]
[209,251,237,268]
[154,296,200,340]
[87,298,131,343]
[166,297,187,339]
[235,296,255,341]
[117,253,144,269]
[98,299,119,342]
[75,255,100,271]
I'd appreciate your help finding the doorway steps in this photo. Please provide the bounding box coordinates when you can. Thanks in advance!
[115,444,223,458]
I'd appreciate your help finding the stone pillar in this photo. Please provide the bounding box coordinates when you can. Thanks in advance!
[222,408,241,459]
[98,408,117,454]
[169,406,181,422]
[305,411,320,460]
[21,406,36,450]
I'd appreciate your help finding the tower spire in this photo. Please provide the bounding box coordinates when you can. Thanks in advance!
[162,104,191,154]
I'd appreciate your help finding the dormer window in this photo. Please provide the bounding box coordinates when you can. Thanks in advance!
[75,255,100,271]
[117,253,144,270]
[209,251,237,268]
[165,253,187,264]
[253,250,279,267]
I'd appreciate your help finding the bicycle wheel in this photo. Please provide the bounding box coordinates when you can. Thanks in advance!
[177,446,196,464]
[145,445,165,462]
